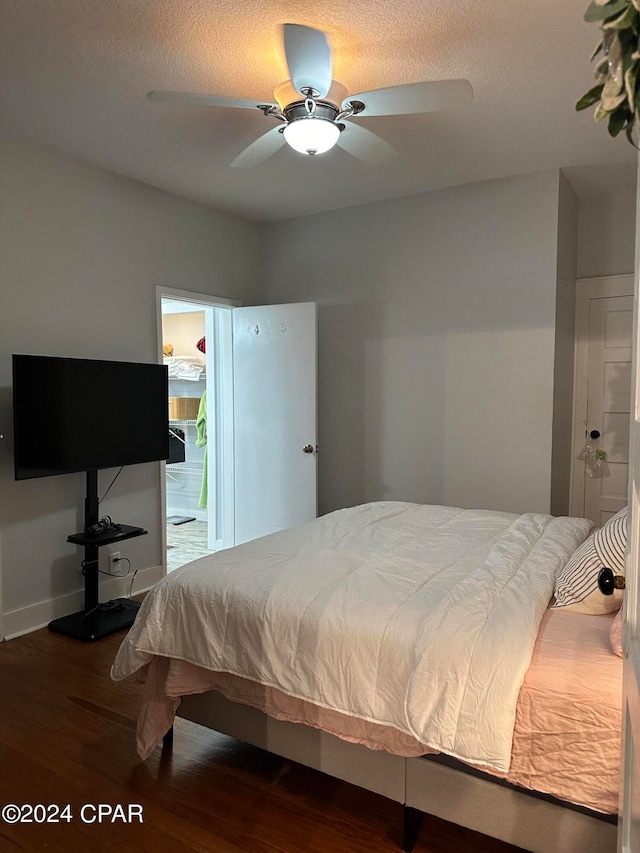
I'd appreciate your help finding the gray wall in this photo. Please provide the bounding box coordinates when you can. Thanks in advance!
[577,188,636,278]
[1,137,633,633]
[551,173,578,516]
[262,171,566,517]
[0,135,260,619]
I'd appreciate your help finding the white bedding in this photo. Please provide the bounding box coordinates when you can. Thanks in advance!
[111,502,590,772]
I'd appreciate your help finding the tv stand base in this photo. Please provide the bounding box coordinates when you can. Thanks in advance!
[48,598,140,642]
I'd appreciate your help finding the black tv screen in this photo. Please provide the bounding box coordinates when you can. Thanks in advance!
[13,354,169,480]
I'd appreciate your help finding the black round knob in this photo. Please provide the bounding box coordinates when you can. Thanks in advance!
[590,429,601,440]
[598,567,615,595]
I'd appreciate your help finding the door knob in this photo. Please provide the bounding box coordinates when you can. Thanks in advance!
[303,444,314,454]
[598,566,625,595]
[589,429,601,440]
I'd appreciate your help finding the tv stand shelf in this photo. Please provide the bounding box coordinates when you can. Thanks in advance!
[48,470,149,642]
[67,524,147,548]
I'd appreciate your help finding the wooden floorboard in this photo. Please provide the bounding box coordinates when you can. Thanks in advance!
[0,624,523,853]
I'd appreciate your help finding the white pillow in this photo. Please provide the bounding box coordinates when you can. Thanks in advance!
[553,507,626,615]
[610,606,623,658]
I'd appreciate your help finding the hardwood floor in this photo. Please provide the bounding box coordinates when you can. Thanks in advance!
[0,625,523,853]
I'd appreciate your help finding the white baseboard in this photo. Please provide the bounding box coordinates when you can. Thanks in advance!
[2,563,165,641]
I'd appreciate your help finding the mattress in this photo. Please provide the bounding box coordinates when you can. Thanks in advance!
[113,502,591,772]
[136,607,621,814]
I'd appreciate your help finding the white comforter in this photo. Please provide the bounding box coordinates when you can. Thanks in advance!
[112,502,590,772]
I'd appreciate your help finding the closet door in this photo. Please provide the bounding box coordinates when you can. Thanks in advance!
[571,275,634,523]
[584,293,633,526]
[232,302,317,545]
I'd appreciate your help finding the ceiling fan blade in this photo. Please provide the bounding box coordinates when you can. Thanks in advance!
[230,127,286,168]
[148,91,275,110]
[336,122,396,165]
[283,24,332,99]
[343,79,473,117]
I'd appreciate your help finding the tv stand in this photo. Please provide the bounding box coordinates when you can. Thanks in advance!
[48,470,148,642]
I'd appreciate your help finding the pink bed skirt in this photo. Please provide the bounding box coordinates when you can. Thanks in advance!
[136,608,622,814]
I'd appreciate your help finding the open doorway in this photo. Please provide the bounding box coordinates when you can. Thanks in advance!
[157,287,238,572]
[156,288,319,574]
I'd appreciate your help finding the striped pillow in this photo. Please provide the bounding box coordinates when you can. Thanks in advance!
[553,507,627,615]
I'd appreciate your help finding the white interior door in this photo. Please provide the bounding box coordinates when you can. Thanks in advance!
[623,434,640,851]
[571,276,634,523]
[585,295,633,526]
[620,179,640,853]
[233,302,317,545]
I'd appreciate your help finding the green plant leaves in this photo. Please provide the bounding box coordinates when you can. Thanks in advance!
[608,109,628,133]
[625,63,638,107]
[579,0,640,146]
[603,4,639,29]
[585,0,630,22]
[576,84,605,109]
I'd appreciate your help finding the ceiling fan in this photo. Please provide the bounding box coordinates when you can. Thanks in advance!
[148,24,473,168]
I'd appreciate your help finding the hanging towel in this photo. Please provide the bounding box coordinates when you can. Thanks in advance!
[195,391,207,509]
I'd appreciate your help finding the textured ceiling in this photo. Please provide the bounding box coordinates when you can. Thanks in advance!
[0,0,636,222]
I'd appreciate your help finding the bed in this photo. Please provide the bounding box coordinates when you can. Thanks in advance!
[111,501,623,853]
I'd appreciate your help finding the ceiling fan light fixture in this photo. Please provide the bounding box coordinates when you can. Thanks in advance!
[283,116,340,156]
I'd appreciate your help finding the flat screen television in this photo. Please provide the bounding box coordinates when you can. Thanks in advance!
[13,354,169,480]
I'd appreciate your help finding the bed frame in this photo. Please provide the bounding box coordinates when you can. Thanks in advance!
[173,691,617,853]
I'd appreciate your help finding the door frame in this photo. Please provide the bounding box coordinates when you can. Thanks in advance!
[155,286,241,576]
[569,274,634,518]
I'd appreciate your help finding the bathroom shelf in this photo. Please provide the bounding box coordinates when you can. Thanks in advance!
[167,464,202,475]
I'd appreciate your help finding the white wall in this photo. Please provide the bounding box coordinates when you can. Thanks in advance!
[0,135,260,633]
[262,171,566,516]
[550,173,578,516]
[577,188,636,279]
[3,138,629,637]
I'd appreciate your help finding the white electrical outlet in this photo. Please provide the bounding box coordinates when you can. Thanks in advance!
[109,551,121,573]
